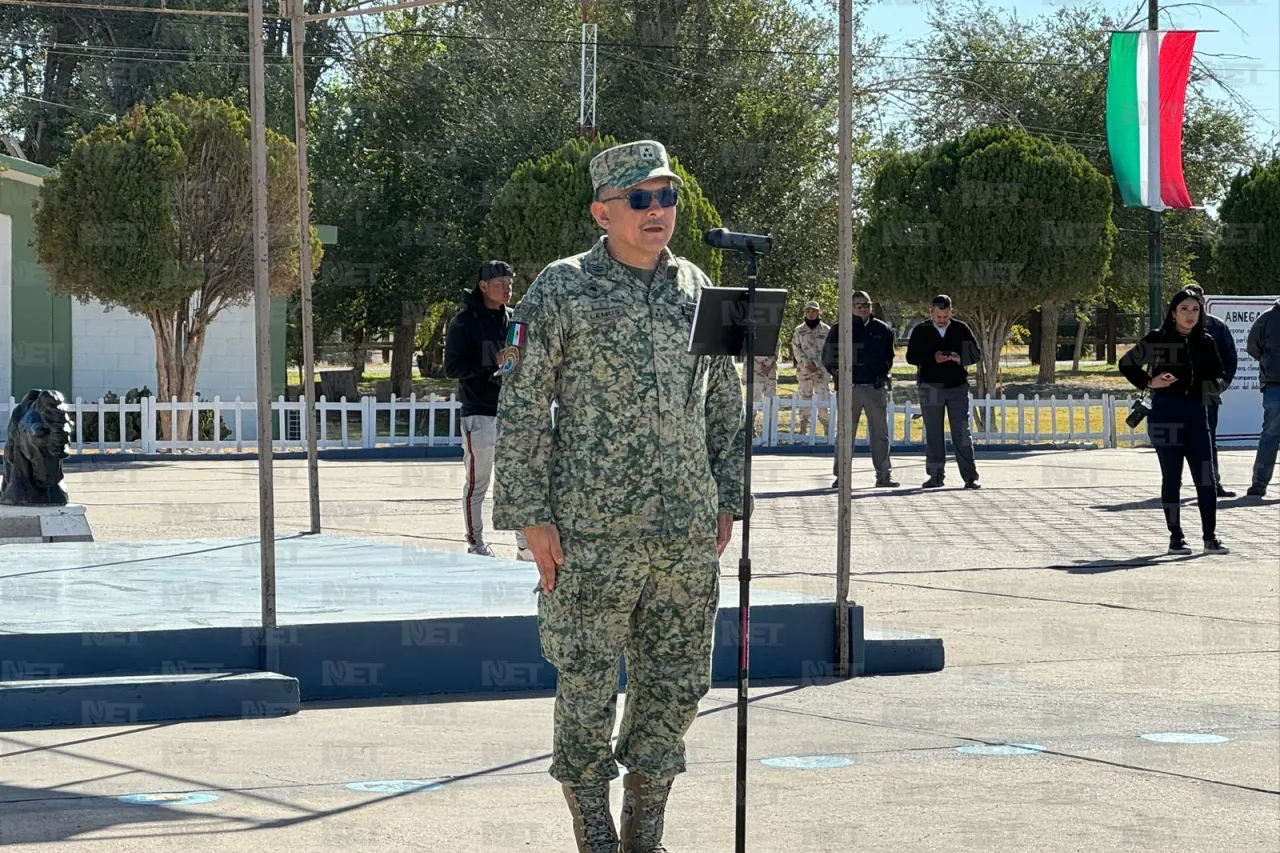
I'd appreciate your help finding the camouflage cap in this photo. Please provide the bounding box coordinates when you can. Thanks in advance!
[590,140,684,195]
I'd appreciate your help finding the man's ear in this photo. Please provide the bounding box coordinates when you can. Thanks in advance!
[590,200,610,229]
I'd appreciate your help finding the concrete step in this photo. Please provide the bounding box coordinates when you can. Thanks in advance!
[0,671,300,731]
[864,629,945,675]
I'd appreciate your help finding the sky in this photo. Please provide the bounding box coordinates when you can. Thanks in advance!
[859,0,1280,144]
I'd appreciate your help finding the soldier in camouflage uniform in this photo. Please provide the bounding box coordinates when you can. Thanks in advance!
[491,140,746,853]
[791,300,832,436]
[751,350,777,439]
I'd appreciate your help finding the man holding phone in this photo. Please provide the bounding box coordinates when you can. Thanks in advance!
[906,294,982,489]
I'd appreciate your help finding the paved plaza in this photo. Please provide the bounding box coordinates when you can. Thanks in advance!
[0,447,1277,851]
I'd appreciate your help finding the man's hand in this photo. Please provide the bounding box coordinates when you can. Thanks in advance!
[716,511,734,557]
[1149,372,1176,389]
[523,524,564,592]
[935,351,951,363]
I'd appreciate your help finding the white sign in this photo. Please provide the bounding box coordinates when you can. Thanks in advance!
[1204,295,1279,446]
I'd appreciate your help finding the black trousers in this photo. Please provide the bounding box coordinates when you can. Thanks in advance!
[1148,395,1217,540]
[918,383,979,483]
[1208,402,1222,487]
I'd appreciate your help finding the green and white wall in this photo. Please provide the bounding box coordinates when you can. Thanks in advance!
[0,155,71,404]
[2,154,288,430]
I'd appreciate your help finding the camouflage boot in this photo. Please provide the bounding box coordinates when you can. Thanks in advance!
[562,782,618,853]
[618,773,674,852]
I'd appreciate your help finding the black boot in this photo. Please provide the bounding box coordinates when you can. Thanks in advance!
[619,773,674,853]
[562,782,618,853]
[1164,505,1190,555]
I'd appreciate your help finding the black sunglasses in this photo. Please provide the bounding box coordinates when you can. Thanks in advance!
[602,187,679,210]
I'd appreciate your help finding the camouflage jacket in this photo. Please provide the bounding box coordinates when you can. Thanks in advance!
[492,237,746,540]
[792,321,831,369]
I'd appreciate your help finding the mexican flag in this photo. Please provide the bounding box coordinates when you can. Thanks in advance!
[1105,30,1198,210]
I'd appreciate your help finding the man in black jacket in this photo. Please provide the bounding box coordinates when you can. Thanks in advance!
[823,290,899,488]
[1187,285,1239,497]
[905,294,982,489]
[444,260,529,559]
[1246,298,1280,497]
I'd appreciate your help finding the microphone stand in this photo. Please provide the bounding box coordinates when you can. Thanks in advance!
[735,249,758,853]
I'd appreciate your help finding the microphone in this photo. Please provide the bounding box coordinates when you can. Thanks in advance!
[704,228,773,256]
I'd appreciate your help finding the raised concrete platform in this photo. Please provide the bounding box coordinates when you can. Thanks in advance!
[0,535,942,728]
[0,671,299,731]
[0,503,93,544]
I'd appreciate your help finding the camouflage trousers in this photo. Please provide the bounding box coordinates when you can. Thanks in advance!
[538,535,721,785]
[795,365,831,434]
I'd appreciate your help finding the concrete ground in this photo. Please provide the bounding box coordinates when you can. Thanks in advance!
[1,447,1277,851]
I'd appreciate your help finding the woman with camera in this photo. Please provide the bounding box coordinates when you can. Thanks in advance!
[1120,289,1229,555]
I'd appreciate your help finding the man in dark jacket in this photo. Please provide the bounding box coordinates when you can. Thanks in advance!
[444,260,529,558]
[823,290,899,488]
[905,294,982,489]
[1246,298,1280,497]
[1187,285,1239,496]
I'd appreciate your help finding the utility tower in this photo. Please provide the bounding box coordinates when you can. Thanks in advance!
[579,0,599,139]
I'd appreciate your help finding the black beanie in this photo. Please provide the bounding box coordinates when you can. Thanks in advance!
[479,260,514,282]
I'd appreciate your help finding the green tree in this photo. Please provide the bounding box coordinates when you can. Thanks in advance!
[594,0,882,328]
[309,1,577,393]
[1,0,344,165]
[479,135,722,287]
[856,127,1114,398]
[33,94,320,437]
[1213,158,1280,295]
[899,0,1256,373]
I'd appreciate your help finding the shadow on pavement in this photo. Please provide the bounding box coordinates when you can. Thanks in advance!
[0,782,210,845]
[1057,554,1201,574]
[1093,494,1280,512]
[756,487,926,499]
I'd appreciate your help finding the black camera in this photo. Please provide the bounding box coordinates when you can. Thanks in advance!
[1126,398,1150,429]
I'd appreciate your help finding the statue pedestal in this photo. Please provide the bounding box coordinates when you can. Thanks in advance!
[0,504,93,544]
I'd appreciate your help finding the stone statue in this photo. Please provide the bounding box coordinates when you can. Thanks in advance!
[1,389,72,507]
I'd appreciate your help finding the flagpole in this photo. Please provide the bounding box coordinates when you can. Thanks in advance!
[1147,0,1162,331]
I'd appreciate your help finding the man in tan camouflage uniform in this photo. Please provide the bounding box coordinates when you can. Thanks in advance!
[492,140,746,853]
[791,300,832,437]
[751,349,777,438]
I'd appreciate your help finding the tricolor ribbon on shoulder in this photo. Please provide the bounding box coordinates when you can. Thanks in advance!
[507,322,528,348]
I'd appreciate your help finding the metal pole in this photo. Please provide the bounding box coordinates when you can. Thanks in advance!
[1147,0,1163,330]
[249,0,278,669]
[579,19,588,134]
[735,253,759,853]
[291,0,320,534]
[834,0,853,678]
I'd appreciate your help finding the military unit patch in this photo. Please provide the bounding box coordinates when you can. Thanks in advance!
[496,345,521,374]
[496,322,528,375]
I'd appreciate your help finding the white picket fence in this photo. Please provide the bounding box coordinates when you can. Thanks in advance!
[759,392,1149,449]
[0,392,1150,456]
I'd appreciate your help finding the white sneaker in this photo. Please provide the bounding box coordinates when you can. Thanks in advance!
[468,543,496,557]
[516,547,536,563]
